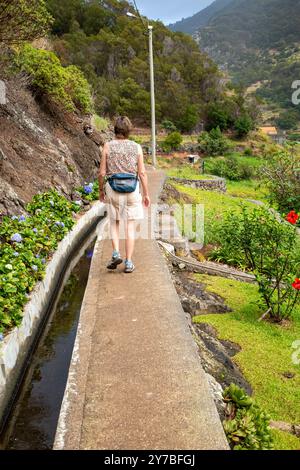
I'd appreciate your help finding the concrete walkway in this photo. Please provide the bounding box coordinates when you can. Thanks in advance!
[54,169,228,450]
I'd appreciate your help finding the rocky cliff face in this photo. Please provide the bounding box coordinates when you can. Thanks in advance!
[0,79,112,216]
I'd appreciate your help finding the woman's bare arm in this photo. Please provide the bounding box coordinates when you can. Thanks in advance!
[99,142,108,202]
[137,145,151,207]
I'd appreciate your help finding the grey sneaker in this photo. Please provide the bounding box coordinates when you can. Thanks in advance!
[107,252,123,270]
[124,260,135,273]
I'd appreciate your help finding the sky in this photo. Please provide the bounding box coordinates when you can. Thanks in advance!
[134,0,214,25]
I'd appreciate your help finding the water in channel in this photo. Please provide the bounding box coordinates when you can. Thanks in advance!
[1,243,95,450]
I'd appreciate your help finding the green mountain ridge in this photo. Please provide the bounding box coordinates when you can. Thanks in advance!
[168,0,233,34]
[171,0,300,129]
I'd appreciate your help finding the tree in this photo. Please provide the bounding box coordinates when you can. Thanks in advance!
[162,131,183,152]
[234,114,254,137]
[198,127,230,156]
[176,105,199,133]
[46,0,84,36]
[261,149,300,213]
[0,0,53,45]
[205,103,231,131]
[276,110,299,130]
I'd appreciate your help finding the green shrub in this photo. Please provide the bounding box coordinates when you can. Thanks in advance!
[0,190,82,334]
[92,114,109,131]
[223,384,273,450]
[15,44,93,113]
[261,149,300,213]
[234,114,254,137]
[209,155,255,181]
[244,147,252,156]
[198,127,230,156]
[211,206,300,322]
[0,0,53,45]
[162,131,183,152]
[161,120,177,133]
[206,103,232,131]
[176,105,199,133]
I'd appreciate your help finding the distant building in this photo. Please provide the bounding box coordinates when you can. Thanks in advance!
[259,126,286,144]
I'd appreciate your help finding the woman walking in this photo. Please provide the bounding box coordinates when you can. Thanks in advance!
[98,116,151,273]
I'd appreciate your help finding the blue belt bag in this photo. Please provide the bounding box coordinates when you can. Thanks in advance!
[107,173,138,193]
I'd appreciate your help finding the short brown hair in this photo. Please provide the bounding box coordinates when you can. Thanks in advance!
[114,116,132,138]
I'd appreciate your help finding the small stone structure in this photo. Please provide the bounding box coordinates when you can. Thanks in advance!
[168,176,227,193]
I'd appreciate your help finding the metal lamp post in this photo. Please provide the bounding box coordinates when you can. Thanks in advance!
[127,12,156,168]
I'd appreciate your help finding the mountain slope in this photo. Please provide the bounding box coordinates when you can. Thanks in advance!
[168,0,233,34]
[45,0,226,131]
[172,0,300,128]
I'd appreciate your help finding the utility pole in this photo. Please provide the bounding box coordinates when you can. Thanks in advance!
[148,25,156,168]
[127,12,156,168]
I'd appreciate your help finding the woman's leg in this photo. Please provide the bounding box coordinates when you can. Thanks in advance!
[110,219,120,253]
[125,219,135,261]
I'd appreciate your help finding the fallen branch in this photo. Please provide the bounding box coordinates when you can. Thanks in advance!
[258,308,272,322]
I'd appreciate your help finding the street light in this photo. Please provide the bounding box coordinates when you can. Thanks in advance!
[126,12,157,168]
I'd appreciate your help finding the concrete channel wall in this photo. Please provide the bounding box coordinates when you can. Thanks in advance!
[0,202,106,430]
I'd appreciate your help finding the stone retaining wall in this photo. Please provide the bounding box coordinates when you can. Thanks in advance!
[0,202,106,429]
[169,176,227,193]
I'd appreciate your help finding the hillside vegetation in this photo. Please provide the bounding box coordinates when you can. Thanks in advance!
[44,0,250,131]
[171,0,300,129]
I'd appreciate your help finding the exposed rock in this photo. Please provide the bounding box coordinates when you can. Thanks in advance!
[0,79,112,216]
[194,322,252,394]
[170,268,252,394]
[175,274,231,315]
[162,36,175,56]
[206,373,226,420]
[270,420,300,438]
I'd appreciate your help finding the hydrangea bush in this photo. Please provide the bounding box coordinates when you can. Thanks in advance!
[0,189,82,336]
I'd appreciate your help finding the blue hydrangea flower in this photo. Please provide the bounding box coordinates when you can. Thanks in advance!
[11,215,18,221]
[13,251,19,257]
[19,215,26,222]
[86,249,94,259]
[0,333,4,342]
[35,254,40,259]
[83,185,93,195]
[55,221,65,228]
[32,265,38,272]
[41,259,46,265]
[33,228,38,234]
[11,233,23,243]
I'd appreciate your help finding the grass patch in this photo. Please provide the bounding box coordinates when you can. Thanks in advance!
[192,274,300,441]
[226,180,269,201]
[171,183,255,244]
[204,153,264,171]
[92,114,109,132]
[271,429,300,450]
[173,183,253,213]
[166,166,214,180]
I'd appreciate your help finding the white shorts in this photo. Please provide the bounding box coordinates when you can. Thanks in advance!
[105,182,144,221]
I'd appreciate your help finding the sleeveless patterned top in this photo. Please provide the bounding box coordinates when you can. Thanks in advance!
[106,139,140,176]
